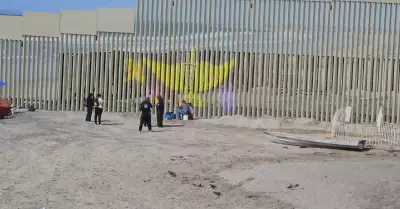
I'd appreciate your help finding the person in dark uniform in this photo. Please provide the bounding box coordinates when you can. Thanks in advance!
[139,97,153,132]
[156,95,164,127]
[85,93,94,122]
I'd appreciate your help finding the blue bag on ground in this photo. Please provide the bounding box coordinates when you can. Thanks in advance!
[164,112,174,120]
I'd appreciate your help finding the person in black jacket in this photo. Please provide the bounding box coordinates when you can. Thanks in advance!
[139,97,153,132]
[156,95,164,127]
[85,93,94,122]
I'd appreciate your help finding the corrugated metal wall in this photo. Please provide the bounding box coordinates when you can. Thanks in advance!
[1,0,400,123]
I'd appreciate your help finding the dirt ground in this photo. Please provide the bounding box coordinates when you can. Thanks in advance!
[0,111,399,209]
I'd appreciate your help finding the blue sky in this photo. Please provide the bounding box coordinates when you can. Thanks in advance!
[1,0,136,13]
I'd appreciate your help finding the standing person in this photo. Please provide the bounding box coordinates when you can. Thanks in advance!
[156,95,164,127]
[139,97,153,132]
[85,93,94,122]
[94,94,104,125]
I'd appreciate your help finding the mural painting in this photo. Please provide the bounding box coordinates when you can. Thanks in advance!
[124,49,236,108]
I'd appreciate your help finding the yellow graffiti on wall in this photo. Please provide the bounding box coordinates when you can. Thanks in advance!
[124,50,235,107]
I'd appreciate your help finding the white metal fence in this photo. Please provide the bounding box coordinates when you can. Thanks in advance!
[1,0,400,123]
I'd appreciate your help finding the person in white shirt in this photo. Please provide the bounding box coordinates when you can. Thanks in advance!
[94,94,104,125]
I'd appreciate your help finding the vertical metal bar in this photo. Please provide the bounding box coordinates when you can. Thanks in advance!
[310,1,318,119]
[371,3,381,122]
[80,35,86,111]
[260,0,267,117]
[122,33,129,112]
[365,3,374,123]
[348,2,357,115]
[164,0,172,113]
[34,37,40,108]
[163,0,171,113]
[269,0,277,117]
[316,2,326,121]
[277,0,286,118]
[71,34,77,111]
[127,33,133,113]
[248,0,257,118]
[66,34,72,111]
[388,4,397,122]
[215,0,223,117]
[295,0,305,118]
[12,40,17,107]
[202,0,210,117]
[208,0,217,118]
[303,1,311,118]
[108,33,115,112]
[49,37,54,110]
[16,40,21,107]
[134,2,142,113]
[11,40,17,107]
[199,0,207,117]
[336,1,345,115]
[117,33,124,112]
[384,4,394,122]
[26,37,31,107]
[100,33,106,109]
[4,40,9,101]
[159,0,167,112]
[20,37,26,108]
[273,0,282,118]
[104,33,110,111]
[29,37,34,107]
[326,1,336,122]
[236,0,245,116]
[24,37,29,108]
[60,35,66,110]
[143,0,151,108]
[193,0,201,116]
[290,0,298,118]
[181,0,188,110]
[255,0,263,117]
[341,2,351,110]
[76,35,82,111]
[5,40,10,101]
[173,0,180,113]
[84,35,90,105]
[38,37,44,109]
[358,2,368,123]
[112,33,119,112]
[43,37,48,110]
[180,0,187,113]
[153,0,161,113]
[169,0,177,113]
[377,4,387,121]
[320,2,330,122]
[299,0,307,118]
[146,0,154,111]
[332,1,341,120]
[351,2,361,123]
[267,0,275,116]
[232,0,240,116]
[94,33,100,97]
[395,4,400,124]
[283,0,292,118]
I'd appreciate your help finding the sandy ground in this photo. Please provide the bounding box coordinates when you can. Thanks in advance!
[0,111,399,209]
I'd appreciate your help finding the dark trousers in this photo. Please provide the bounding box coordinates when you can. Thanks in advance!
[139,114,152,131]
[94,107,103,125]
[156,109,164,127]
[85,106,93,121]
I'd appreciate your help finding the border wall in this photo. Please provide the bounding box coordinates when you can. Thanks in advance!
[1,0,400,123]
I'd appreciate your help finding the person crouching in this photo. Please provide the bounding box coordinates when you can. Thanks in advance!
[139,97,153,132]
